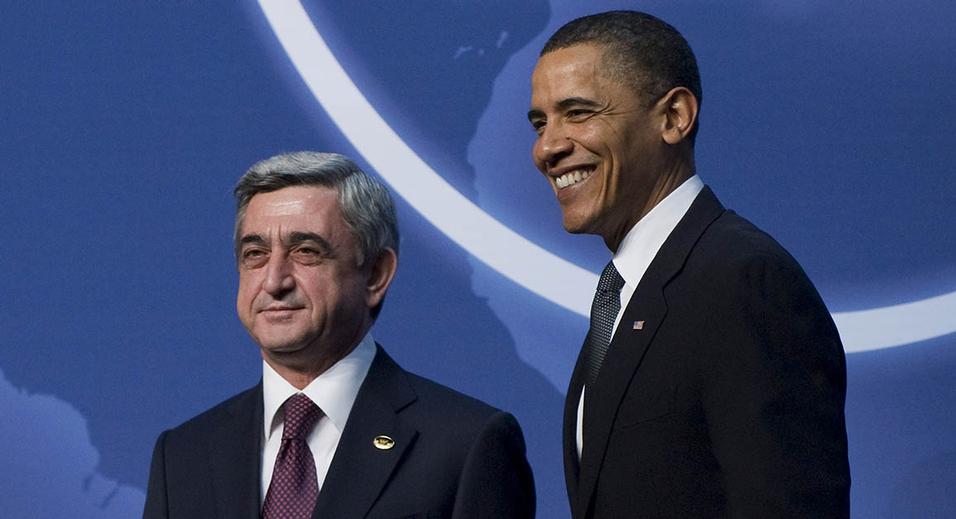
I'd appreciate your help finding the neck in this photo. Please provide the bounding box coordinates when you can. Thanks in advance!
[265,358,342,390]
[262,324,371,390]
[603,161,694,252]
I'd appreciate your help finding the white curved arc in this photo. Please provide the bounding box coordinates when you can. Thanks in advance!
[833,291,956,353]
[258,0,597,316]
[258,0,956,353]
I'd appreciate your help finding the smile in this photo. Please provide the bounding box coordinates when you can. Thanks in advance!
[554,168,593,189]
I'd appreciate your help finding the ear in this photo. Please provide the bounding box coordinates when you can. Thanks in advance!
[364,247,398,310]
[658,87,699,145]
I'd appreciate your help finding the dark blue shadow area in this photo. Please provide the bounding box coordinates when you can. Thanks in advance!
[376,198,567,519]
[299,3,566,515]
[303,0,550,200]
[847,334,956,518]
[0,0,358,489]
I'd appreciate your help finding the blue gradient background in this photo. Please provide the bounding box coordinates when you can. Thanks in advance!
[1,2,953,517]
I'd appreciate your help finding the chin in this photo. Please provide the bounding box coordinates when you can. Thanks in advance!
[561,213,598,235]
[562,223,589,234]
[256,334,310,355]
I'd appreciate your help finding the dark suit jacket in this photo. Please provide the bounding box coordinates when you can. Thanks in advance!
[145,345,535,518]
[564,187,850,518]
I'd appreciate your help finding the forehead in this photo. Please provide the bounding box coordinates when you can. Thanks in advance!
[531,44,609,100]
[241,185,344,233]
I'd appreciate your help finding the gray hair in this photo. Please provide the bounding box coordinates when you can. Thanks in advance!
[233,151,399,267]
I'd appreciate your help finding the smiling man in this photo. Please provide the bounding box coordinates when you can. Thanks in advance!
[529,11,850,518]
[144,152,534,519]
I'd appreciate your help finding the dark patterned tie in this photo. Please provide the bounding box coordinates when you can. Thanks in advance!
[262,393,322,519]
[584,261,625,386]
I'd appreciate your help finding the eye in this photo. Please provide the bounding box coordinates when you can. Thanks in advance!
[291,246,323,264]
[530,118,546,134]
[566,109,593,121]
[240,248,268,269]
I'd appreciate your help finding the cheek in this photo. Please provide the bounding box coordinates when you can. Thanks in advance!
[298,273,332,305]
[319,277,364,311]
[575,118,617,146]
[236,273,258,307]
[531,141,546,171]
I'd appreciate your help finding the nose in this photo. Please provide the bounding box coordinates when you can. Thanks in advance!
[262,253,295,297]
[533,123,573,171]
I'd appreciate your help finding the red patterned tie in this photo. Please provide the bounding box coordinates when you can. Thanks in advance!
[262,393,322,519]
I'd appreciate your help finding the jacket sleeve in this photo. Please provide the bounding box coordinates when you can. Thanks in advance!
[452,411,536,519]
[700,252,851,518]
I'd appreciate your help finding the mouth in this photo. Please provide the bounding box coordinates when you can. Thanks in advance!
[261,304,300,311]
[552,166,595,190]
[259,306,304,317]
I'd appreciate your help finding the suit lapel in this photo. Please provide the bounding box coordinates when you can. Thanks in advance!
[208,383,263,519]
[312,345,418,519]
[563,333,588,498]
[573,187,725,518]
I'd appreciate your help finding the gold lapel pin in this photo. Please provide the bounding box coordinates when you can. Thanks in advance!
[633,320,645,330]
[373,435,395,450]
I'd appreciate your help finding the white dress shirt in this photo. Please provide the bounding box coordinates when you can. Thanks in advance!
[260,333,376,501]
[577,175,704,458]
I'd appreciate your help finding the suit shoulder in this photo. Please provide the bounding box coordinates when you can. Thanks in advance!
[682,210,818,289]
[672,208,842,353]
[698,211,799,266]
[162,384,260,439]
[395,370,528,473]
[391,368,524,447]
[677,209,833,314]
[372,346,506,425]
[403,371,504,422]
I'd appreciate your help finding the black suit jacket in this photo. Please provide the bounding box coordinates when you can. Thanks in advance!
[145,346,535,518]
[564,188,850,518]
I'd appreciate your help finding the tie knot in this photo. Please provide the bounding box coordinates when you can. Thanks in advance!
[598,261,625,293]
[282,393,321,440]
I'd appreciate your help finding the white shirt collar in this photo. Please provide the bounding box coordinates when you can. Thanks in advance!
[612,175,704,290]
[262,333,376,442]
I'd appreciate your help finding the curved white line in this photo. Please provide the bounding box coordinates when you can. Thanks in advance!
[833,292,956,353]
[258,0,596,317]
[257,0,956,353]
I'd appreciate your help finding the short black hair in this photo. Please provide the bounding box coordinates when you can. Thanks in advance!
[542,10,702,142]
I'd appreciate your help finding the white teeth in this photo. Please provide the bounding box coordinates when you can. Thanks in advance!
[555,169,592,189]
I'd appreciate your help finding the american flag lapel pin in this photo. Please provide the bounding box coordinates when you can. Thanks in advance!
[633,320,645,330]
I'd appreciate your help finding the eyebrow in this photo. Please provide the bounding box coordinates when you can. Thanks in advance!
[527,96,603,122]
[239,234,266,247]
[238,232,334,255]
[286,232,333,255]
[556,96,603,110]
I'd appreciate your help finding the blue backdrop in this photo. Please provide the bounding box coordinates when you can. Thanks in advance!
[2,1,954,517]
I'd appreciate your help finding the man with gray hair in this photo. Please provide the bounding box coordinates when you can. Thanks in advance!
[144,152,535,518]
